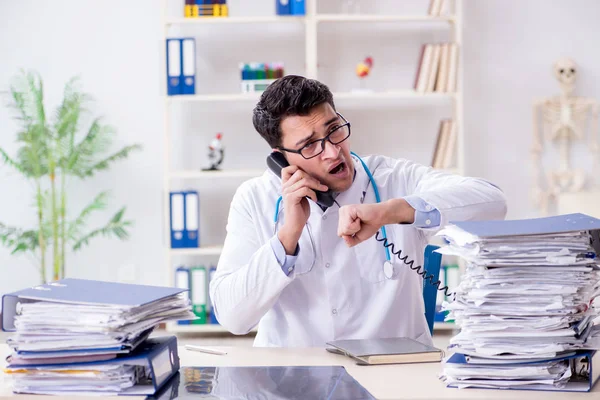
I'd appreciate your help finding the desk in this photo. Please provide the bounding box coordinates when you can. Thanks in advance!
[0,344,597,399]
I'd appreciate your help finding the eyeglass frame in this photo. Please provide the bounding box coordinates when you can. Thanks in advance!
[276,112,351,160]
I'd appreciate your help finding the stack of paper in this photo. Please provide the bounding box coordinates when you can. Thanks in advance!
[436,213,600,391]
[2,279,193,394]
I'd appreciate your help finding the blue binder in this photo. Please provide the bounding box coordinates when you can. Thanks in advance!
[445,350,600,392]
[181,37,196,95]
[451,213,600,238]
[275,0,290,15]
[7,336,180,396]
[208,265,219,324]
[166,38,182,95]
[2,278,187,332]
[170,190,199,248]
[184,190,199,247]
[290,0,305,15]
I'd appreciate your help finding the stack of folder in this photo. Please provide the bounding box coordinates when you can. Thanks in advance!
[2,278,194,395]
[436,213,600,392]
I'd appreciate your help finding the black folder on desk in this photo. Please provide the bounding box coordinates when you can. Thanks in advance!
[326,337,443,365]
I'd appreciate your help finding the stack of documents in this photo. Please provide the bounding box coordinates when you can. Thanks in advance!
[2,278,194,395]
[436,213,600,391]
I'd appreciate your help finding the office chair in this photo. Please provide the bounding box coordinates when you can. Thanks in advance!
[422,244,442,336]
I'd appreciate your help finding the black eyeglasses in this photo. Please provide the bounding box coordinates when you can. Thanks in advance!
[277,113,351,160]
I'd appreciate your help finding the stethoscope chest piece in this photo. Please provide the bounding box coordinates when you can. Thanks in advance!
[383,260,396,280]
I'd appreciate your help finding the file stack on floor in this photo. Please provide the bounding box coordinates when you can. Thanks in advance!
[437,213,600,392]
[2,278,194,395]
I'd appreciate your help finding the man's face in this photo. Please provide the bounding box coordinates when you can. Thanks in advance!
[278,103,354,193]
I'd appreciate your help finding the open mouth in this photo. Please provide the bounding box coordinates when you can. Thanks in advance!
[329,162,346,175]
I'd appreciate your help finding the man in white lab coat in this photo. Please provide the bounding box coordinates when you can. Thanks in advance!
[209,75,507,347]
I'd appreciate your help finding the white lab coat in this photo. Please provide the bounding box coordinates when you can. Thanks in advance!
[210,154,507,347]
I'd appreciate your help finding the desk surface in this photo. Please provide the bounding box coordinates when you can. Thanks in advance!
[0,344,597,399]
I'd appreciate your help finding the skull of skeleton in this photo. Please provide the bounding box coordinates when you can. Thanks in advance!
[553,58,577,92]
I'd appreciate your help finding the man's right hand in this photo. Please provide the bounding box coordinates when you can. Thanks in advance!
[278,165,328,255]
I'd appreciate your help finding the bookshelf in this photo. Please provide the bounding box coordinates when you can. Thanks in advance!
[162,0,464,334]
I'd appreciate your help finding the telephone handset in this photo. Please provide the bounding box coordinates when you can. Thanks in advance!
[267,151,336,208]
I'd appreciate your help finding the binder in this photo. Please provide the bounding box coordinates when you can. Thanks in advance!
[7,336,180,396]
[2,278,188,332]
[169,191,185,248]
[166,39,182,95]
[276,0,290,15]
[175,266,191,325]
[181,38,196,95]
[208,265,218,324]
[290,0,305,15]
[170,190,199,248]
[450,212,600,239]
[184,190,199,247]
[444,350,600,392]
[190,265,207,324]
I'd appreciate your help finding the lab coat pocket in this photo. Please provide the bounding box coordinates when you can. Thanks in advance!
[353,238,387,283]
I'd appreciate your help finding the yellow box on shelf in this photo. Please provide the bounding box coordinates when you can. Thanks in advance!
[186,4,228,18]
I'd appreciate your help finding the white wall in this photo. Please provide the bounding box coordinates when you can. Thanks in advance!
[1,0,599,296]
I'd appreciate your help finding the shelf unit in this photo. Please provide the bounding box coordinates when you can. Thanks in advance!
[162,0,464,334]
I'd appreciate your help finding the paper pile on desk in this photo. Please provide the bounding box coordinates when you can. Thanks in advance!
[2,279,193,394]
[436,213,600,390]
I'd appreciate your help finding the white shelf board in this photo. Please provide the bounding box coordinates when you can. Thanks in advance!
[167,91,455,104]
[334,91,455,100]
[165,16,305,25]
[316,14,455,23]
[167,93,261,103]
[166,322,257,334]
[170,169,264,179]
[171,246,223,256]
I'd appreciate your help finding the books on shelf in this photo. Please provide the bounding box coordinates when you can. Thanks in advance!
[185,0,228,18]
[431,119,457,169]
[414,43,459,93]
[427,0,451,16]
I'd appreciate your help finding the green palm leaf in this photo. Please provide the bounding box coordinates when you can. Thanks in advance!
[67,191,109,239]
[0,148,26,174]
[76,144,142,178]
[72,207,132,251]
[0,223,40,254]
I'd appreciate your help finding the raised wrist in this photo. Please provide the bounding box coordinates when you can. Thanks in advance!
[278,225,302,255]
[382,198,415,225]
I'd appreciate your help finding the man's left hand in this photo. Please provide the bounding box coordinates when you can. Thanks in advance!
[337,199,415,247]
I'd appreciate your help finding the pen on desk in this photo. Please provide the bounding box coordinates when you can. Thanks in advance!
[184,345,227,355]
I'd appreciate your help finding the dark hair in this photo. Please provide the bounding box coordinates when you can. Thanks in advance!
[252,75,335,148]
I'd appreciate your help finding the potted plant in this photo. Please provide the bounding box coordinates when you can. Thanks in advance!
[0,70,142,283]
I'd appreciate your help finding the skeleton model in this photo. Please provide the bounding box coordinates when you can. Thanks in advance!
[531,58,599,215]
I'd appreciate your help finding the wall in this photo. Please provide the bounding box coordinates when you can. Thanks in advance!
[1,0,599,296]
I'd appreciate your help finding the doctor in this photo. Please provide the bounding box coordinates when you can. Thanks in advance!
[210,75,507,347]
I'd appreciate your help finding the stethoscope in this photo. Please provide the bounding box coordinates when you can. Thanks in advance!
[273,152,397,280]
